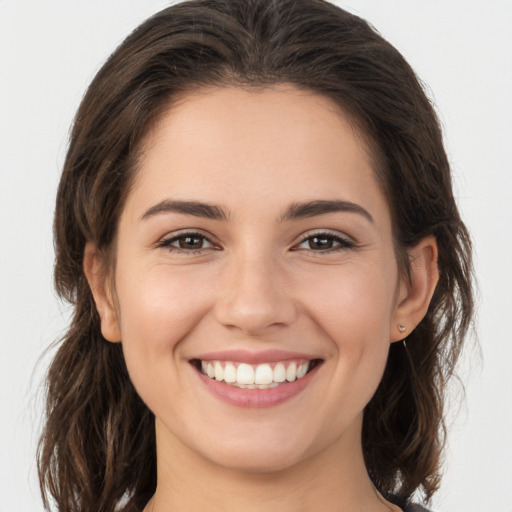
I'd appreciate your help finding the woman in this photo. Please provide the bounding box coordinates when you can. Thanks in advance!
[37,1,473,511]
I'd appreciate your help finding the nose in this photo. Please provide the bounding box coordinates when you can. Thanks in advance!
[213,250,297,336]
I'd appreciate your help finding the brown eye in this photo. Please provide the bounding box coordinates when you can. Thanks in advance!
[294,232,354,252]
[308,236,335,250]
[177,235,205,249]
[158,232,215,252]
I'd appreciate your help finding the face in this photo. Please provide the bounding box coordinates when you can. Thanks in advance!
[100,86,407,472]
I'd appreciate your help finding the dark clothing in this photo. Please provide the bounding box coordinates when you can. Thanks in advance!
[405,505,431,512]
[388,493,431,512]
[396,497,431,512]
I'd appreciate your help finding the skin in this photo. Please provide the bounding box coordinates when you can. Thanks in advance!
[85,85,439,512]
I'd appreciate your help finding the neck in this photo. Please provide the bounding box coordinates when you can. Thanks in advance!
[146,417,398,512]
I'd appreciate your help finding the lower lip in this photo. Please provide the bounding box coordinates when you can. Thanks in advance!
[195,364,320,408]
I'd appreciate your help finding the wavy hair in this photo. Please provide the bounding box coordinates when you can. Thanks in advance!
[38,1,474,511]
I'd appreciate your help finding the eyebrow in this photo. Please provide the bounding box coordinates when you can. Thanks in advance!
[140,198,373,224]
[280,200,374,223]
[140,199,229,221]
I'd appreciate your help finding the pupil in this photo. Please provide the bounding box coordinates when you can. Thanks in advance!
[179,236,202,249]
[310,236,332,249]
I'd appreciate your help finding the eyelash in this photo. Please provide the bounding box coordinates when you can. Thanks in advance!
[294,230,355,253]
[157,231,217,253]
[157,230,355,254]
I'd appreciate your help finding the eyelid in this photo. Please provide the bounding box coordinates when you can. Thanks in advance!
[156,229,220,252]
[155,228,355,253]
[291,229,355,251]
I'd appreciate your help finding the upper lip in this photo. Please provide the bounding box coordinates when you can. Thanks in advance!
[192,349,320,364]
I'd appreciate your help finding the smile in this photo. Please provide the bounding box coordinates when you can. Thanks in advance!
[190,351,323,408]
[198,360,315,389]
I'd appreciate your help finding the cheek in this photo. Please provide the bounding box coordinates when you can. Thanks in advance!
[298,260,398,345]
[113,269,219,428]
[298,261,396,407]
[113,262,215,399]
[115,263,213,346]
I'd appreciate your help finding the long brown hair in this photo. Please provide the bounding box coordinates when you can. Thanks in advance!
[38,1,474,511]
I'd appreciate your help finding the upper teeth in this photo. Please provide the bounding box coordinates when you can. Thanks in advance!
[201,360,310,388]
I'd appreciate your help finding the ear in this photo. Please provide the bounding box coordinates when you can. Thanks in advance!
[391,236,439,342]
[83,242,121,343]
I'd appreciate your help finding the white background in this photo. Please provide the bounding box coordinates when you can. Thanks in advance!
[1,1,511,511]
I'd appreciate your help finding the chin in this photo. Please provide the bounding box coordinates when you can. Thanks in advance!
[204,443,308,474]
[184,420,327,475]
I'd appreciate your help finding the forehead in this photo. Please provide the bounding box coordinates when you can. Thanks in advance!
[126,85,388,225]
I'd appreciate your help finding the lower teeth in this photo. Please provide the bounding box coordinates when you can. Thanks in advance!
[228,382,280,389]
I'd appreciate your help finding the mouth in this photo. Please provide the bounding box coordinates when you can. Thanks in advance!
[190,358,323,389]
